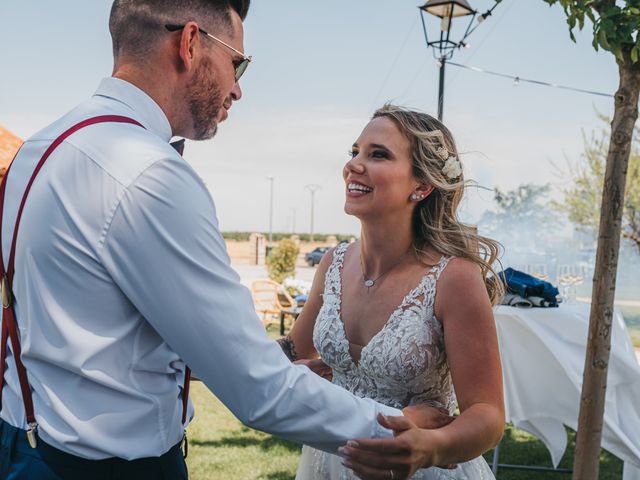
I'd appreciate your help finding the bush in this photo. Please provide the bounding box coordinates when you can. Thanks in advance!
[221,231,251,241]
[266,238,300,284]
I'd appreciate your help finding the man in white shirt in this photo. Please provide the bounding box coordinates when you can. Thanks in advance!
[0,1,449,479]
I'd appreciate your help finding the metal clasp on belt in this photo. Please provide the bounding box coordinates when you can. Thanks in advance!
[26,422,38,448]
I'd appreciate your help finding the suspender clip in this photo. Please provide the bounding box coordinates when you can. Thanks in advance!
[26,422,38,448]
[182,430,188,459]
[2,274,11,309]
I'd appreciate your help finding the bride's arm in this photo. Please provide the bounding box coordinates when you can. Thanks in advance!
[340,257,504,478]
[431,257,505,458]
[277,247,335,361]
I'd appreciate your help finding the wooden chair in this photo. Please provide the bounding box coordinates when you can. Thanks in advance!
[250,279,295,329]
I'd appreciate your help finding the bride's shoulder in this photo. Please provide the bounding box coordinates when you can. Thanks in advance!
[436,257,485,296]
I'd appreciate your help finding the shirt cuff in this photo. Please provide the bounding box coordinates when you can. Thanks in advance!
[373,405,403,438]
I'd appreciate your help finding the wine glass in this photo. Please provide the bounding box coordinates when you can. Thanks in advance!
[532,264,549,280]
[557,265,574,303]
[570,264,587,302]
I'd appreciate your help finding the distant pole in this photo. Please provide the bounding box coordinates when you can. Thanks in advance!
[305,184,321,242]
[267,176,274,244]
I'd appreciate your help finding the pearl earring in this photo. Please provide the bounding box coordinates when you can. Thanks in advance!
[411,193,426,201]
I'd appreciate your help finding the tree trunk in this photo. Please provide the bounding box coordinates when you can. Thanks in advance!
[573,52,640,479]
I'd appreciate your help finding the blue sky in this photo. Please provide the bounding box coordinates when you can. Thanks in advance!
[0,1,617,235]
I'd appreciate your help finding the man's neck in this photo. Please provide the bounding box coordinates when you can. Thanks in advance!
[112,66,180,136]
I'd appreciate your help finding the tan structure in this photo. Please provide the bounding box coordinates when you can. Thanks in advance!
[250,279,295,329]
[0,124,22,180]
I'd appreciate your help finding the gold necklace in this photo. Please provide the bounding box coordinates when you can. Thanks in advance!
[359,250,411,292]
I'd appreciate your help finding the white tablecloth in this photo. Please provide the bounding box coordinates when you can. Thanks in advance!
[494,304,640,479]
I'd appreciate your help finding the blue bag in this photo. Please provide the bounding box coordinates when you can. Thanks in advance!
[500,268,559,303]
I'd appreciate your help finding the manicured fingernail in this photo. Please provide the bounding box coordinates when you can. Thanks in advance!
[338,446,348,456]
[341,460,353,468]
[347,440,359,447]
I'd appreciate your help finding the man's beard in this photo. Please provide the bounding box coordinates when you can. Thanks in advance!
[187,56,224,141]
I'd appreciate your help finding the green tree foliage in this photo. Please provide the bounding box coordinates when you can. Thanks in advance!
[559,117,640,251]
[266,238,300,284]
[543,0,640,62]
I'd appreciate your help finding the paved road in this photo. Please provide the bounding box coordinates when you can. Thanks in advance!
[232,263,316,288]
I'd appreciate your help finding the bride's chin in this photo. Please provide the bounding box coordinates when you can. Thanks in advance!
[344,205,365,220]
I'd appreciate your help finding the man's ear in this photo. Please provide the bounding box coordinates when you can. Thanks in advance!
[177,22,200,72]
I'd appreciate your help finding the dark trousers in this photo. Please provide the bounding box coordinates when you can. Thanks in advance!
[0,418,188,480]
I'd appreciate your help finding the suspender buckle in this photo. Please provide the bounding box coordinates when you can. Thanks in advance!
[2,274,11,309]
[26,422,38,448]
[182,430,188,459]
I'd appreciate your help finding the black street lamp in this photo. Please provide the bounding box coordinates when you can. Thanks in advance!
[419,0,499,121]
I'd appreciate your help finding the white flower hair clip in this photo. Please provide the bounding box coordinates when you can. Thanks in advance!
[435,146,449,161]
[442,156,463,179]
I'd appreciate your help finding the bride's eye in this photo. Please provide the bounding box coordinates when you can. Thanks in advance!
[348,149,358,159]
[371,149,389,159]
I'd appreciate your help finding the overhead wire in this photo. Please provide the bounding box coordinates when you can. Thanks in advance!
[447,61,613,98]
[425,0,515,111]
[369,15,420,114]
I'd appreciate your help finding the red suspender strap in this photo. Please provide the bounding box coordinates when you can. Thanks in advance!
[0,115,192,446]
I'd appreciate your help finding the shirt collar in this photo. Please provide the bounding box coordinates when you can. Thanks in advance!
[93,77,173,142]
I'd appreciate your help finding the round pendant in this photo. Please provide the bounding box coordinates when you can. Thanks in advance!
[364,279,375,288]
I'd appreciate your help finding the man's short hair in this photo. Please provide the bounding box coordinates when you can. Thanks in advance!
[109,0,250,61]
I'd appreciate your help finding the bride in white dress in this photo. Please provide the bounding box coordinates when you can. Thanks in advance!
[278,105,505,480]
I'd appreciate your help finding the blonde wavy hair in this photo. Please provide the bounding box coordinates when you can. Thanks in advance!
[372,104,504,305]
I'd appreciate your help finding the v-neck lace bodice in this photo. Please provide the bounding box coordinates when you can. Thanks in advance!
[312,242,456,412]
[298,243,496,479]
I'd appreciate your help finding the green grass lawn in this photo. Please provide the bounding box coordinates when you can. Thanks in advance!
[185,382,624,480]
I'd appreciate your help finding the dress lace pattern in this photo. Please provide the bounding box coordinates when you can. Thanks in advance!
[296,243,496,480]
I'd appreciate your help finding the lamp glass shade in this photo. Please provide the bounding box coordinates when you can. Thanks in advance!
[420,0,474,17]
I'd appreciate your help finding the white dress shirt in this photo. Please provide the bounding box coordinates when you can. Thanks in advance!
[0,77,400,460]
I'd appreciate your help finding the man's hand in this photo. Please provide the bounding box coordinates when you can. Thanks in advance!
[402,404,455,430]
[293,358,332,381]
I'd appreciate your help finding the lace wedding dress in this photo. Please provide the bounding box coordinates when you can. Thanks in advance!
[296,243,496,480]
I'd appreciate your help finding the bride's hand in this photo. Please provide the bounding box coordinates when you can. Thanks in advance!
[293,358,333,381]
[339,413,456,479]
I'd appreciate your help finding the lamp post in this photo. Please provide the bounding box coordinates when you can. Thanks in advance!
[419,0,499,121]
[266,175,274,245]
[305,184,321,242]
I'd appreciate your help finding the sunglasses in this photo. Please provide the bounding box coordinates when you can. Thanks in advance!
[165,24,251,81]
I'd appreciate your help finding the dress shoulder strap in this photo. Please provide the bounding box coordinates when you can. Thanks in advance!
[409,255,453,311]
[433,255,452,282]
[322,242,349,297]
